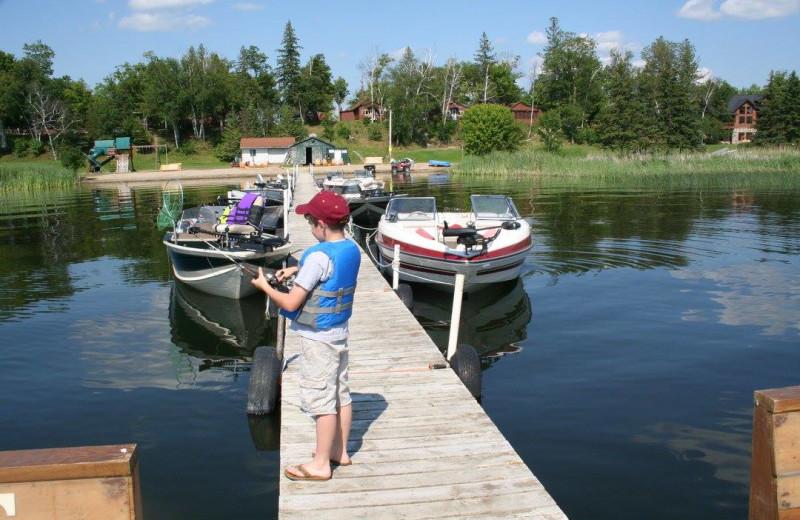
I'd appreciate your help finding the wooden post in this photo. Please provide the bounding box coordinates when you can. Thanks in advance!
[446,273,465,361]
[750,385,800,520]
[0,444,142,520]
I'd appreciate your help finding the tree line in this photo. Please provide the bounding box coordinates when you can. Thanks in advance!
[0,17,798,164]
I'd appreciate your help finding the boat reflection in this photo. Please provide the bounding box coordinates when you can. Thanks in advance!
[168,280,274,375]
[411,277,531,369]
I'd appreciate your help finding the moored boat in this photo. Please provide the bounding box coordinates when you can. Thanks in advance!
[375,195,532,291]
[321,169,406,228]
[163,193,291,299]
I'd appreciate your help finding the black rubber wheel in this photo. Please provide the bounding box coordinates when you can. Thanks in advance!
[396,283,413,311]
[247,346,282,415]
[404,165,410,172]
[450,344,482,400]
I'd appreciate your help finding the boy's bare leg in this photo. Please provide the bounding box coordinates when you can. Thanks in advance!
[331,403,352,464]
[285,414,335,479]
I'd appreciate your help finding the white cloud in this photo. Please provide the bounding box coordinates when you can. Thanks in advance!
[526,31,547,45]
[128,0,213,10]
[678,0,799,20]
[678,0,722,20]
[697,67,713,82]
[233,2,265,10]
[118,12,212,32]
[720,0,800,19]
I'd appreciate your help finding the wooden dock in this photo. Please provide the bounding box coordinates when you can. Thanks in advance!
[278,171,566,519]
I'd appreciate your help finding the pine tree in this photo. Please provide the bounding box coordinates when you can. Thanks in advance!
[596,49,645,153]
[755,71,788,145]
[474,32,495,103]
[276,21,302,110]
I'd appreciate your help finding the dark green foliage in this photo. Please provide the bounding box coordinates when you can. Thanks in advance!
[276,21,302,108]
[14,139,28,157]
[320,117,336,141]
[60,148,85,173]
[274,105,307,140]
[335,123,350,140]
[596,49,648,153]
[537,17,603,125]
[298,54,334,123]
[639,37,702,152]
[367,124,382,142]
[755,70,800,145]
[215,113,242,162]
[461,103,521,155]
[537,110,563,153]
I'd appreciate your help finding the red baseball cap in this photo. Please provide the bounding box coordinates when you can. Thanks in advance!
[295,191,350,225]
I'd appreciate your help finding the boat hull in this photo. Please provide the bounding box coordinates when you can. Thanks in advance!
[164,234,289,299]
[375,232,532,292]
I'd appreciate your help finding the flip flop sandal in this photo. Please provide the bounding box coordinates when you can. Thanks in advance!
[283,464,331,481]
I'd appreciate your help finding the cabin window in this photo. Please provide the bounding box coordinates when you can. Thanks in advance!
[250,149,256,156]
[746,116,753,124]
[739,116,745,124]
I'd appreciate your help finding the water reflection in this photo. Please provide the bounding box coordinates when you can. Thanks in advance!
[169,281,274,381]
[673,263,800,335]
[411,277,531,368]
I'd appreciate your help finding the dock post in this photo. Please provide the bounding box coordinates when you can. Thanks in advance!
[749,385,800,520]
[446,273,465,360]
[392,244,400,290]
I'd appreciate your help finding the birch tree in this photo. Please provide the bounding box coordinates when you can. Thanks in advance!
[25,83,78,160]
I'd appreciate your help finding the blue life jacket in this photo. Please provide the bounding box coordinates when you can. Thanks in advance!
[281,240,361,329]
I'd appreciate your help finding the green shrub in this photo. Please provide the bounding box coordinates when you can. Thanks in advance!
[60,148,86,173]
[13,139,27,158]
[461,103,522,156]
[336,123,351,140]
[28,139,45,156]
[367,124,383,142]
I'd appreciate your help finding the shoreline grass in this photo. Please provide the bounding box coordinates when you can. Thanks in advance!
[0,162,77,193]
[453,146,800,190]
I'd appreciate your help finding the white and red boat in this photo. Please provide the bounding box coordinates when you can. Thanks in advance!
[375,195,532,292]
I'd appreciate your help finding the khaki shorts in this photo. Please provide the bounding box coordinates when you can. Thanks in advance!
[299,336,351,416]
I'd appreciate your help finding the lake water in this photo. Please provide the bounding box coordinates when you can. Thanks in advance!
[1,174,799,520]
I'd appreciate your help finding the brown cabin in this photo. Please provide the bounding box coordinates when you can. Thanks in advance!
[339,101,385,122]
[509,102,542,124]
[447,102,469,120]
[725,95,764,143]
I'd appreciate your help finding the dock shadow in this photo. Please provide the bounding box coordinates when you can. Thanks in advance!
[347,392,387,457]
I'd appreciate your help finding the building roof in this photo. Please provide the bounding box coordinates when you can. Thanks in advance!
[289,135,336,149]
[728,94,764,113]
[509,102,539,111]
[342,100,384,112]
[240,137,296,149]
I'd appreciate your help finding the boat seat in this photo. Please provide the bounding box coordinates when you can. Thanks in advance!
[214,223,259,235]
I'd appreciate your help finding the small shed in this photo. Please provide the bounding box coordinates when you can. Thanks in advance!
[240,137,296,166]
[285,136,340,166]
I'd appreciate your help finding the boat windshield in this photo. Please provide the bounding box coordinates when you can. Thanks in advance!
[385,197,437,221]
[339,181,362,195]
[470,195,521,221]
[353,169,372,179]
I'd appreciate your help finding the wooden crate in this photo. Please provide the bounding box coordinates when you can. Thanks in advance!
[751,386,800,520]
[0,444,142,520]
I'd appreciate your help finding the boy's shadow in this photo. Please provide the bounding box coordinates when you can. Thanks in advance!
[346,392,387,456]
[247,392,387,454]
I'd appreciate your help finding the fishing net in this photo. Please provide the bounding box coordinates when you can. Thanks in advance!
[157,179,184,230]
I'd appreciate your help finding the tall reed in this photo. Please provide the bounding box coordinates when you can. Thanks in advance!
[0,163,77,193]
[454,147,800,191]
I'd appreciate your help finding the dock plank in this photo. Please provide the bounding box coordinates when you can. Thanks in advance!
[278,171,566,519]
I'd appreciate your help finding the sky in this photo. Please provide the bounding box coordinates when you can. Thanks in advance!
[0,0,798,98]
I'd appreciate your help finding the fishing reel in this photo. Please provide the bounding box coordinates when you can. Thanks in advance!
[264,271,292,293]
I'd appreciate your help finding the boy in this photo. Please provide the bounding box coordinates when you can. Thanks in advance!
[252,191,361,481]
